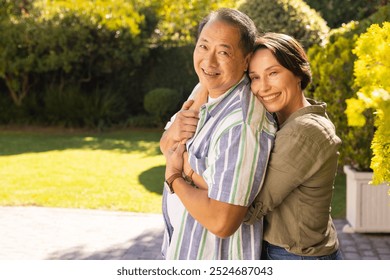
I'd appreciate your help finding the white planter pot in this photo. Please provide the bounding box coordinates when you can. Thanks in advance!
[344,165,390,233]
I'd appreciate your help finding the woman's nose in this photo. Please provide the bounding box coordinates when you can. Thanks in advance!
[260,78,271,92]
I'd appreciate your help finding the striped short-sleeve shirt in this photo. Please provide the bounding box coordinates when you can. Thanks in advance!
[162,76,277,260]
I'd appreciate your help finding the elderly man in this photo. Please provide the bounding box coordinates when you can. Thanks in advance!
[160,8,277,260]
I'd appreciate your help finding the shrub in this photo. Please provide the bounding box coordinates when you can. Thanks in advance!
[345,22,390,184]
[0,0,157,110]
[153,0,238,47]
[307,21,373,170]
[304,0,387,28]
[239,0,329,49]
[44,84,126,129]
[125,115,159,128]
[144,88,182,126]
[307,6,390,171]
[142,45,198,97]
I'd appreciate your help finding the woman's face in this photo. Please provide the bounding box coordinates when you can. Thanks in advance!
[193,19,249,98]
[249,48,302,122]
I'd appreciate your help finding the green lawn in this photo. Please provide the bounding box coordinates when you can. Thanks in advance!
[332,172,346,219]
[0,128,166,213]
[0,127,346,218]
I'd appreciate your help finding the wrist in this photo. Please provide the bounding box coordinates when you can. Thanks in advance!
[165,173,182,194]
[183,169,194,185]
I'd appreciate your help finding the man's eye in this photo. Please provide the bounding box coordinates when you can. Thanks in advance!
[219,51,229,56]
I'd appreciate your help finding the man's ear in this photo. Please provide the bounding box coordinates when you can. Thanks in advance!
[244,54,251,72]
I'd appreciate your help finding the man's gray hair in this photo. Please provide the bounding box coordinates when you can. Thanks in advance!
[197,8,259,56]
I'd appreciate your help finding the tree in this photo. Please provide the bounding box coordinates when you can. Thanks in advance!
[304,0,388,28]
[152,0,237,47]
[239,0,329,49]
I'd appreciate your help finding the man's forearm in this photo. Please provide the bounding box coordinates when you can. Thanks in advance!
[171,177,247,238]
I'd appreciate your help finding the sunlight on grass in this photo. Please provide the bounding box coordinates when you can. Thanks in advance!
[0,129,165,213]
[0,129,346,217]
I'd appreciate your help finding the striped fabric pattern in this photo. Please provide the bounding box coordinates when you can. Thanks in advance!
[162,76,277,260]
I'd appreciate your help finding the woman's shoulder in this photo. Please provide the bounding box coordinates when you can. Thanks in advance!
[279,112,341,147]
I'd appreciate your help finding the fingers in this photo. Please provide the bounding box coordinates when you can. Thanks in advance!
[181,99,195,110]
[175,142,186,155]
[178,108,199,120]
[176,111,199,129]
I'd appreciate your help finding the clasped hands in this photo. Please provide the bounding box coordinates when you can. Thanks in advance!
[164,99,199,181]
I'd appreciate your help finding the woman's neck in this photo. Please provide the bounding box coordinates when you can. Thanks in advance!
[276,95,310,125]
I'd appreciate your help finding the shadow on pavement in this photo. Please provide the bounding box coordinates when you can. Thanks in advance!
[45,228,164,260]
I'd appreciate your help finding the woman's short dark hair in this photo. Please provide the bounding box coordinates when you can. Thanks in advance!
[197,8,258,57]
[254,33,312,90]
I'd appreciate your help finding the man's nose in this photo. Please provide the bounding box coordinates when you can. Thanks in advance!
[205,51,218,67]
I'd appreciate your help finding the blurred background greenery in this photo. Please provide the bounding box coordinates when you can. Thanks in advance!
[0,0,388,215]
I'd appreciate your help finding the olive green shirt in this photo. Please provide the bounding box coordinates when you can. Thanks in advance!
[245,99,342,256]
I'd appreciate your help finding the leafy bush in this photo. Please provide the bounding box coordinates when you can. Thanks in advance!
[345,22,390,184]
[153,0,238,47]
[125,115,160,128]
[307,6,390,171]
[0,0,157,112]
[44,84,126,129]
[144,88,182,126]
[304,0,387,28]
[142,45,198,97]
[307,21,373,170]
[239,0,329,49]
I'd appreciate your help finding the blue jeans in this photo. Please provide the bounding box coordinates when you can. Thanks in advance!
[263,242,343,260]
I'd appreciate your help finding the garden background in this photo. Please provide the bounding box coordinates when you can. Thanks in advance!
[0,0,389,218]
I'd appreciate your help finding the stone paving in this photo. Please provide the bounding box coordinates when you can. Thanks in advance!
[0,206,389,260]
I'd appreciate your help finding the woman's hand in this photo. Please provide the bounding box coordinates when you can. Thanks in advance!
[169,100,199,144]
[160,100,199,155]
[165,142,187,179]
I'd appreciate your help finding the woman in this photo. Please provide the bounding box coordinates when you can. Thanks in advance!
[245,32,343,260]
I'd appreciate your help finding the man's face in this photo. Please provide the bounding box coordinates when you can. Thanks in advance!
[193,19,249,98]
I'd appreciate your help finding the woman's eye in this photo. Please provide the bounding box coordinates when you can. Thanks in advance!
[269,71,278,76]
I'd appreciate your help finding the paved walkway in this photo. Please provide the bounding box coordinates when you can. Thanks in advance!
[0,206,390,260]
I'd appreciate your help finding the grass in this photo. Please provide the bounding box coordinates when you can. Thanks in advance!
[0,127,347,218]
[332,172,346,219]
[0,128,166,213]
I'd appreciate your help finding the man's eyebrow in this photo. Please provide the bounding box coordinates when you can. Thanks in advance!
[219,44,232,50]
[198,38,232,50]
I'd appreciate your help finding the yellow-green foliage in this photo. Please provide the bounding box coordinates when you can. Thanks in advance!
[154,0,238,46]
[239,0,329,49]
[34,0,145,35]
[346,22,390,185]
[307,21,375,171]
